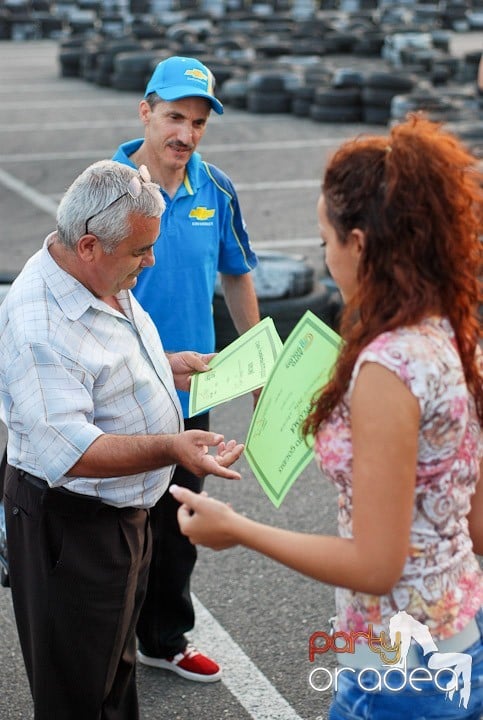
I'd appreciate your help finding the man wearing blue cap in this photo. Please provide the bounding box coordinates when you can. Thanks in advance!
[112,56,260,683]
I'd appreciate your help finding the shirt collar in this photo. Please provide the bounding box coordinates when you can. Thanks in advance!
[40,233,130,322]
[183,152,202,195]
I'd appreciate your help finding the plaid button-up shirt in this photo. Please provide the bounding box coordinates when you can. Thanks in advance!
[0,234,183,508]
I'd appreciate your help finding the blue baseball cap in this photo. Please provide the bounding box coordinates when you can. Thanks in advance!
[144,56,224,115]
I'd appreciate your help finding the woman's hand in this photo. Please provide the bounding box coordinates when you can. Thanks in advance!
[170,485,239,550]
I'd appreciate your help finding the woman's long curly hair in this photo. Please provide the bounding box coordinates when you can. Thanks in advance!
[304,114,483,437]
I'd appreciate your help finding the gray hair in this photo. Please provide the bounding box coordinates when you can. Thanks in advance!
[56,159,165,253]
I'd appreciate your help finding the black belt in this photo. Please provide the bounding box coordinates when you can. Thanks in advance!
[15,468,140,518]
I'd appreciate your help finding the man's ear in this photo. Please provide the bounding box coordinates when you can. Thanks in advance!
[77,233,100,262]
[139,99,151,125]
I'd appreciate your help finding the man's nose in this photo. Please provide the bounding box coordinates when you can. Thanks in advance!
[141,248,155,267]
[178,124,193,145]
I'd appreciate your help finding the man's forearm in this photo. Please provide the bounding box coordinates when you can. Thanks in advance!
[221,273,260,335]
[66,433,179,477]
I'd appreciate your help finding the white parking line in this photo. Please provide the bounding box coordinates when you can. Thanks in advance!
[256,237,320,249]
[192,594,304,720]
[0,168,58,215]
[0,120,141,132]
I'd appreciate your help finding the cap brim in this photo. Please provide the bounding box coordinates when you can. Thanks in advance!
[145,86,224,114]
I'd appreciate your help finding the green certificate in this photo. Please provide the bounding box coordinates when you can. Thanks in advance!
[188,317,283,417]
[245,310,342,508]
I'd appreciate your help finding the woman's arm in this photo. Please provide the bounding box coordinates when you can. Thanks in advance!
[173,362,420,595]
[467,458,483,555]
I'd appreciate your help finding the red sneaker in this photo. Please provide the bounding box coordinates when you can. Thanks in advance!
[137,644,222,683]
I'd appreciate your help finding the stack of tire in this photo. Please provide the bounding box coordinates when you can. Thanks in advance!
[59,34,87,77]
[361,71,416,125]
[92,37,144,86]
[78,35,146,86]
[390,87,469,124]
[218,75,250,109]
[111,48,166,92]
[310,86,363,123]
[245,70,302,114]
[441,0,471,30]
[309,68,364,124]
[290,63,333,118]
[213,252,343,349]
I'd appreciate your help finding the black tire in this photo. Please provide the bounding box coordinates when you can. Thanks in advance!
[247,70,301,93]
[80,43,102,82]
[215,251,315,301]
[111,50,159,91]
[58,48,84,77]
[313,87,362,107]
[130,17,164,37]
[113,50,158,74]
[332,68,366,89]
[247,91,292,114]
[252,39,292,58]
[323,31,357,54]
[93,39,143,86]
[290,38,327,56]
[111,71,148,92]
[364,71,416,92]
[431,30,452,52]
[431,65,451,86]
[352,34,385,56]
[291,97,312,117]
[291,84,315,101]
[310,104,363,123]
[303,66,333,87]
[362,105,391,125]
[361,86,401,107]
[218,78,248,108]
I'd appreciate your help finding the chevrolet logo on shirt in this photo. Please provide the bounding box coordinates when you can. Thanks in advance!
[189,207,215,221]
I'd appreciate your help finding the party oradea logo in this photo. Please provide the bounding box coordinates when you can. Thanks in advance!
[308,611,472,709]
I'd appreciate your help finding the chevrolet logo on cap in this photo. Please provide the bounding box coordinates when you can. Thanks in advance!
[189,206,215,220]
[185,68,208,82]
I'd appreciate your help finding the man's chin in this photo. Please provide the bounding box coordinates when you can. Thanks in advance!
[169,147,192,163]
[123,274,139,289]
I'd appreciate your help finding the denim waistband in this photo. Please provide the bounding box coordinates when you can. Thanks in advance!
[339,616,482,670]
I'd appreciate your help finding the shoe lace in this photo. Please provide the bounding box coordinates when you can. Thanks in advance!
[183,644,201,659]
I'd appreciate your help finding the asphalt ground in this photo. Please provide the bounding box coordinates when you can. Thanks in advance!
[0,33,482,720]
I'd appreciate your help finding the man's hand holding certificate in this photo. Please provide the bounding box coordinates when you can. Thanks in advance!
[188,317,283,417]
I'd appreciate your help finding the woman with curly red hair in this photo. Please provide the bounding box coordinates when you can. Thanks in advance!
[171,115,483,719]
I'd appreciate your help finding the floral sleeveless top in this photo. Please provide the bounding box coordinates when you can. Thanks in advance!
[314,317,483,640]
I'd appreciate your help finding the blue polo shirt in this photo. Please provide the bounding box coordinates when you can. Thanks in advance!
[113,139,258,416]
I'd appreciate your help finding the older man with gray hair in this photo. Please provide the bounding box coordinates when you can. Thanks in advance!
[0,159,242,720]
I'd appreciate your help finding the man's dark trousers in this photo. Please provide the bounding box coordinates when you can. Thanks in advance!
[4,464,152,720]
